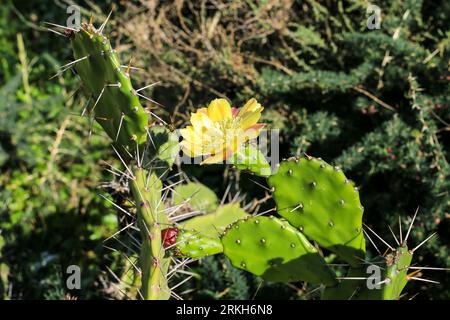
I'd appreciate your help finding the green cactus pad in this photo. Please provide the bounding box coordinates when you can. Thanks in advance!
[176,230,223,259]
[221,216,337,285]
[71,24,149,156]
[268,156,365,266]
[173,182,219,213]
[180,203,249,238]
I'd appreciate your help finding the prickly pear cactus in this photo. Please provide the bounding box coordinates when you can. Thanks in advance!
[71,23,149,156]
[268,156,365,266]
[221,216,337,285]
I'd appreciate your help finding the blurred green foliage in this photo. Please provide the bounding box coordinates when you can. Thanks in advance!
[0,0,448,299]
[0,0,124,299]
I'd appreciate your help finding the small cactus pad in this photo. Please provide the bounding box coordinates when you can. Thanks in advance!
[173,182,219,213]
[180,203,249,238]
[268,157,365,266]
[71,23,148,156]
[176,230,223,259]
[221,216,337,285]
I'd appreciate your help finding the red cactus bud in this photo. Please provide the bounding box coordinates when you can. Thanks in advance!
[161,227,178,249]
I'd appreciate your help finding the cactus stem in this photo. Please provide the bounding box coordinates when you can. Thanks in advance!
[131,167,169,300]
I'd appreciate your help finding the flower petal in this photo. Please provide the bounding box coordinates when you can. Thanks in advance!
[238,98,263,116]
[190,108,214,131]
[243,124,265,140]
[181,140,209,157]
[200,148,235,165]
[207,98,232,122]
[231,107,239,118]
[240,111,262,130]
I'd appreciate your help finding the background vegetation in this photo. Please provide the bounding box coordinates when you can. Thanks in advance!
[0,0,448,299]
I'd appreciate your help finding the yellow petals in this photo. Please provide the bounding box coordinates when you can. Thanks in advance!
[207,98,232,121]
[239,98,263,116]
[241,111,261,130]
[180,97,265,164]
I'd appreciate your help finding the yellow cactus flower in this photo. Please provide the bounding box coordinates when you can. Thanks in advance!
[180,98,265,164]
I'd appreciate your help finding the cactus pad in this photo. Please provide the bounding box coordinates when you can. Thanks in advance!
[221,216,337,285]
[71,23,149,156]
[176,230,223,259]
[268,156,365,266]
[180,203,249,238]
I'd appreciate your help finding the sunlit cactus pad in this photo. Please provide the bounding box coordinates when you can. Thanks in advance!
[176,230,224,259]
[221,216,337,285]
[268,156,365,266]
[71,23,148,154]
[180,203,249,238]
